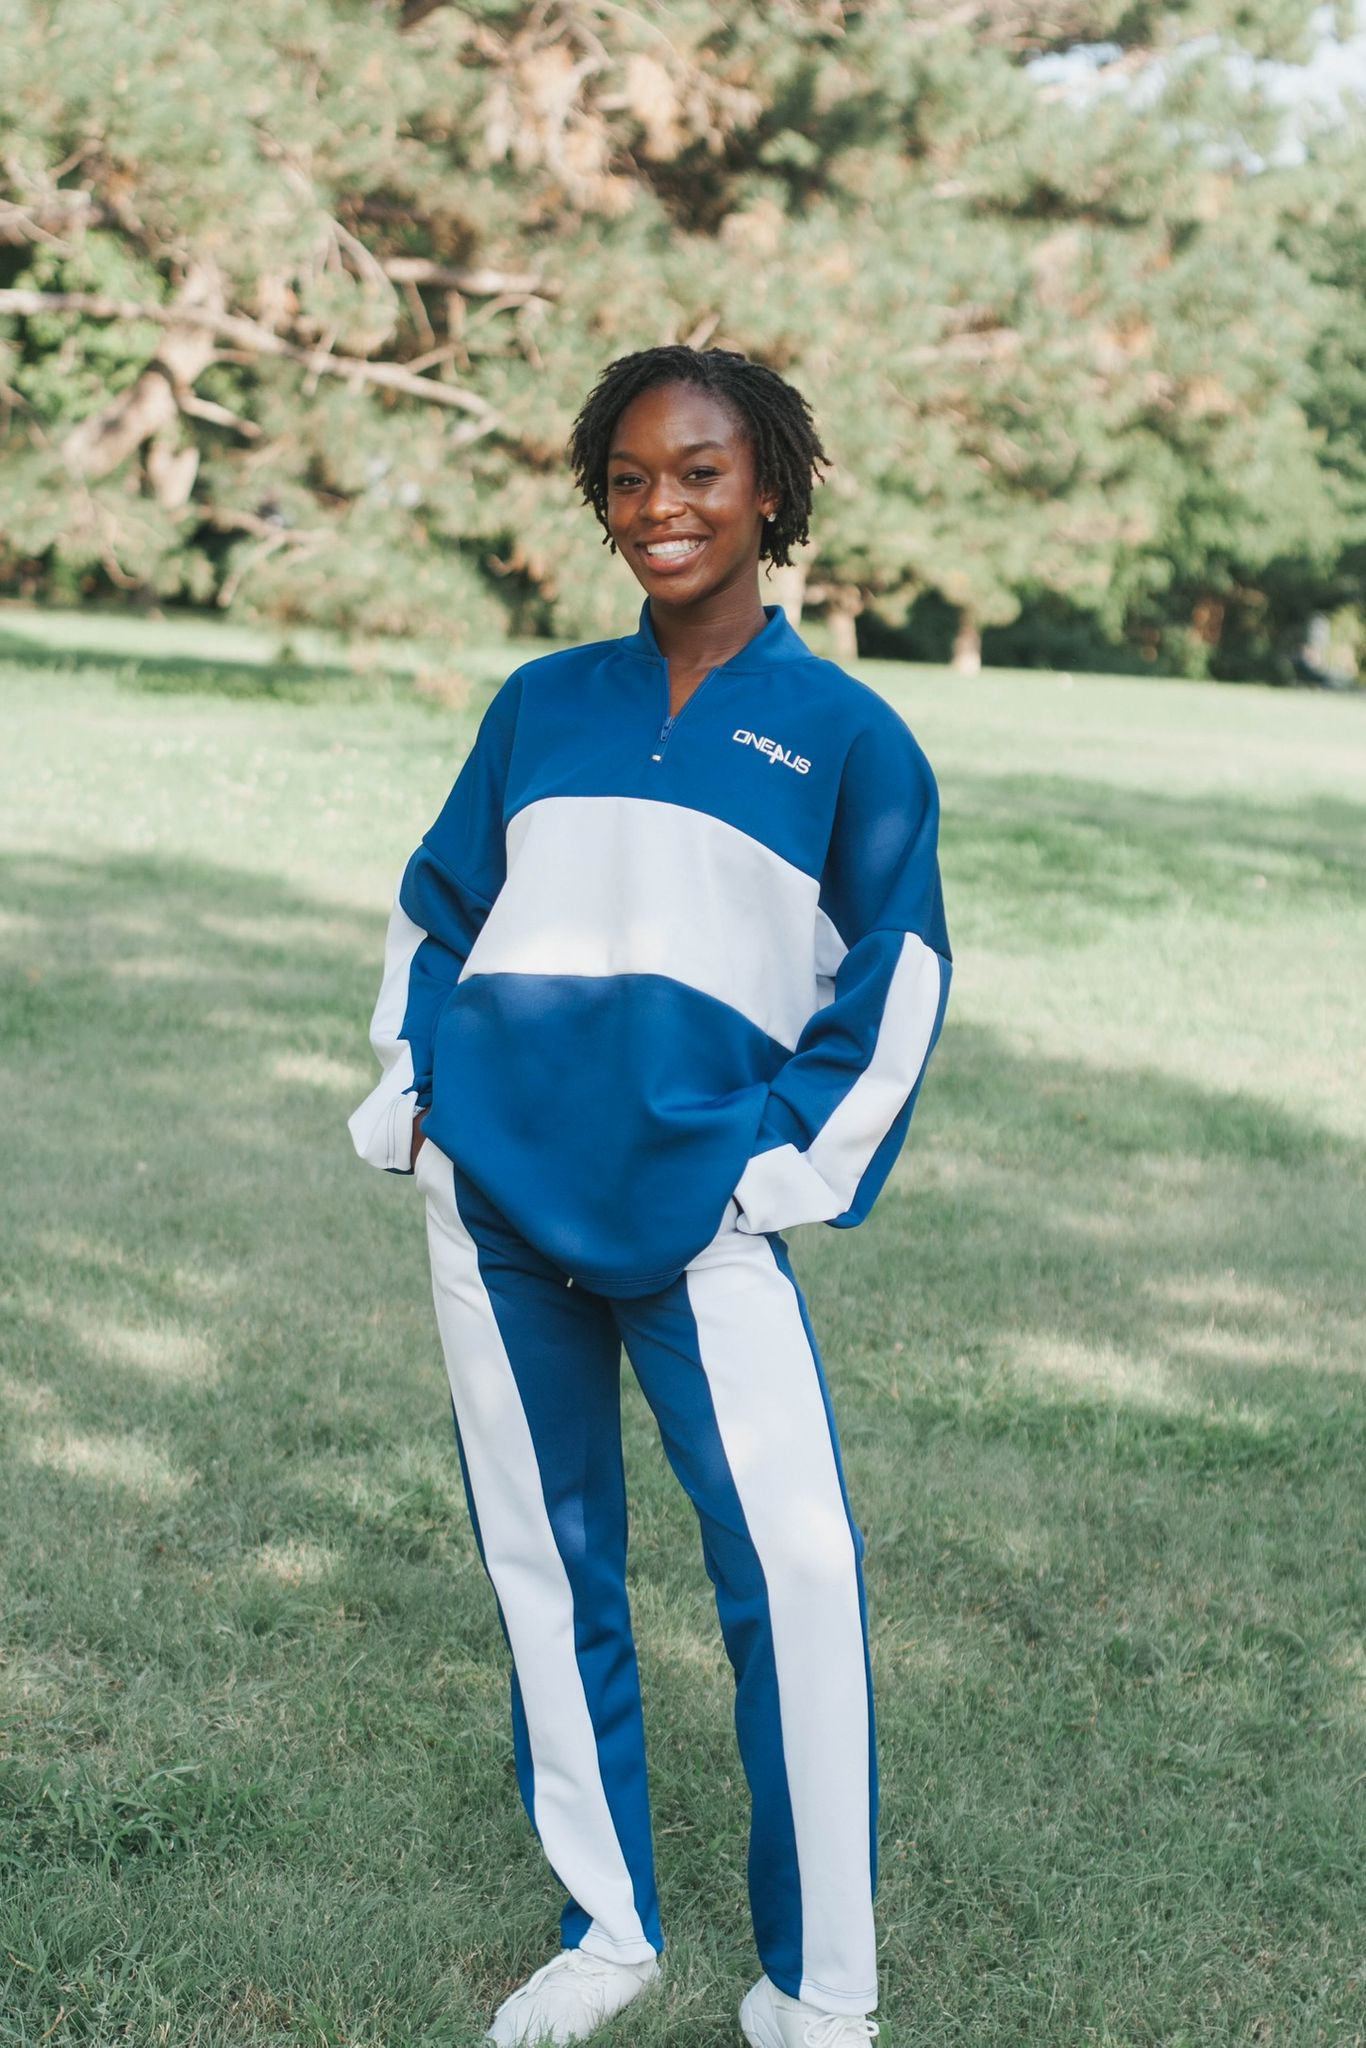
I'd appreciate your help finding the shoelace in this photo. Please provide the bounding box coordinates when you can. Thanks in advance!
[533,1949,651,2005]
[803,2013,879,2047]
[537,1951,628,1989]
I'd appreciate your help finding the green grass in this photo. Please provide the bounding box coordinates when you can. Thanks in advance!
[1,608,1363,2046]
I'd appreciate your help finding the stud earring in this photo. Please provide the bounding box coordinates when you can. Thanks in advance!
[764,512,776,523]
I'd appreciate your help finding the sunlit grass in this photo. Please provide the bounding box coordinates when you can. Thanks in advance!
[1,609,1363,2045]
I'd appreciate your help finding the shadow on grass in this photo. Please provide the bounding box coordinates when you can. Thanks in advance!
[4,838,1362,1620]
[942,769,1366,937]
[0,622,385,702]
[2,838,1361,1462]
[2,845,1363,2041]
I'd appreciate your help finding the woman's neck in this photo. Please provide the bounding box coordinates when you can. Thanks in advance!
[648,578,769,680]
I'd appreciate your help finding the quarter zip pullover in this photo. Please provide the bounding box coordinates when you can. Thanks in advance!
[349,601,952,1297]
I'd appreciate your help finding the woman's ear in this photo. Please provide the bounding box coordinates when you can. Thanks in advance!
[758,490,780,525]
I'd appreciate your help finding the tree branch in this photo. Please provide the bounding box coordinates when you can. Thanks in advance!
[217,525,331,608]
[382,257,554,297]
[177,391,262,438]
[0,155,100,246]
[60,264,224,482]
[201,506,290,538]
[0,288,501,419]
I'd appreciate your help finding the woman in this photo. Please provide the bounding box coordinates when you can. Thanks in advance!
[348,345,951,2048]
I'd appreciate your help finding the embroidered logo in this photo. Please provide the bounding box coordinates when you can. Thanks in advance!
[732,728,811,774]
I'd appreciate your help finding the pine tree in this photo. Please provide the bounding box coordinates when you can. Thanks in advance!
[0,0,1355,677]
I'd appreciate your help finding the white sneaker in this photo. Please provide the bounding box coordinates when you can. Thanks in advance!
[739,1974,880,2048]
[484,1948,661,2045]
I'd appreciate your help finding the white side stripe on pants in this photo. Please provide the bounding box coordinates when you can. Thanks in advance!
[420,1144,654,1964]
[685,1233,877,2011]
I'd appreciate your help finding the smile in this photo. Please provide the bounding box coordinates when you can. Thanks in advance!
[640,538,706,563]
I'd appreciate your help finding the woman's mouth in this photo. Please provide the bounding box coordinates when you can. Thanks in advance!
[639,537,707,570]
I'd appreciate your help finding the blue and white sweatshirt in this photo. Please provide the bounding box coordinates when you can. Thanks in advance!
[349,601,951,1297]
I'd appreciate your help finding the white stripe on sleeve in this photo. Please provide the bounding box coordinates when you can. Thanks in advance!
[346,891,425,1171]
[734,933,943,1233]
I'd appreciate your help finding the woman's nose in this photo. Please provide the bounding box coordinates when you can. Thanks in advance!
[642,472,687,521]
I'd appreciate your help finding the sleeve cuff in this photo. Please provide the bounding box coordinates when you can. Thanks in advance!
[733,1144,844,1235]
[347,1077,422,1173]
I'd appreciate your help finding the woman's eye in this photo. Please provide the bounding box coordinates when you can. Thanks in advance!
[688,468,719,481]
[610,473,642,489]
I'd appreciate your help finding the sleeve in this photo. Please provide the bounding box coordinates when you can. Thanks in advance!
[346,673,522,1173]
[732,712,952,1236]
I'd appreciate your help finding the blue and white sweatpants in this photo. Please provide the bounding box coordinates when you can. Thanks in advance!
[415,1140,879,2017]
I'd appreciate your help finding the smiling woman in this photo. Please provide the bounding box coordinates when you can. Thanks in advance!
[348,344,953,2048]
[571,346,825,718]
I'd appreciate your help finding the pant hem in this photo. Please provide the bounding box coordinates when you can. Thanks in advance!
[793,1973,879,2017]
[577,1927,661,1967]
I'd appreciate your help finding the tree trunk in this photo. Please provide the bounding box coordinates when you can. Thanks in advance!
[826,585,861,666]
[1191,595,1225,647]
[765,558,807,626]
[145,435,200,511]
[951,605,981,675]
[828,607,857,666]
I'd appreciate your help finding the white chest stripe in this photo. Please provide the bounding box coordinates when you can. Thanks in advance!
[461,795,842,1052]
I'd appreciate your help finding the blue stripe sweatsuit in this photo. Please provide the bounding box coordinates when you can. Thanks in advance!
[349,599,951,2014]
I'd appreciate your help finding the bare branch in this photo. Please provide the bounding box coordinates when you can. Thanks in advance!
[201,506,296,538]
[218,525,330,609]
[0,288,502,419]
[0,152,101,242]
[332,216,399,297]
[400,276,436,351]
[60,264,224,480]
[400,340,468,375]
[177,392,262,438]
[0,198,74,248]
[680,311,720,350]
[300,324,339,398]
[905,327,1024,367]
[448,414,503,452]
[382,257,554,298]
[146,435,200,510]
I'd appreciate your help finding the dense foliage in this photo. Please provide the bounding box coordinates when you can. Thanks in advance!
[2,0,1364,677]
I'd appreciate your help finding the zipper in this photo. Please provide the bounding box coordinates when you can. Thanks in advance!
[650,664,718,764]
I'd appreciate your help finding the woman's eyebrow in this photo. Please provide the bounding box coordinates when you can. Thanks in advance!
[608,438,729,462]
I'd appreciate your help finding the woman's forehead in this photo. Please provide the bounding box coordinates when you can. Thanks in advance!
[609,381,749,460]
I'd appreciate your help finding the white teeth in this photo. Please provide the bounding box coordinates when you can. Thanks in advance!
[643,539,703,559]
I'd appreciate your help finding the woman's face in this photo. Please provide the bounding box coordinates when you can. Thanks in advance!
[604,381,778,607]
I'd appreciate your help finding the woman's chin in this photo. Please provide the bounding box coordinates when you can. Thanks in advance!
[633,564,710,600]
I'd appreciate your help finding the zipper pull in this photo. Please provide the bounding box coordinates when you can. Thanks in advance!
[651,714,675,763]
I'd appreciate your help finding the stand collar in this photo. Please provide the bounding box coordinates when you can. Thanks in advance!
[625,597,811,672]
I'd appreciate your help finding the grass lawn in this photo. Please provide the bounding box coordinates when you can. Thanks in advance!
[1,608,1363,2047]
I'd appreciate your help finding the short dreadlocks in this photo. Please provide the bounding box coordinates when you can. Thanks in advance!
[568,345,828,570]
